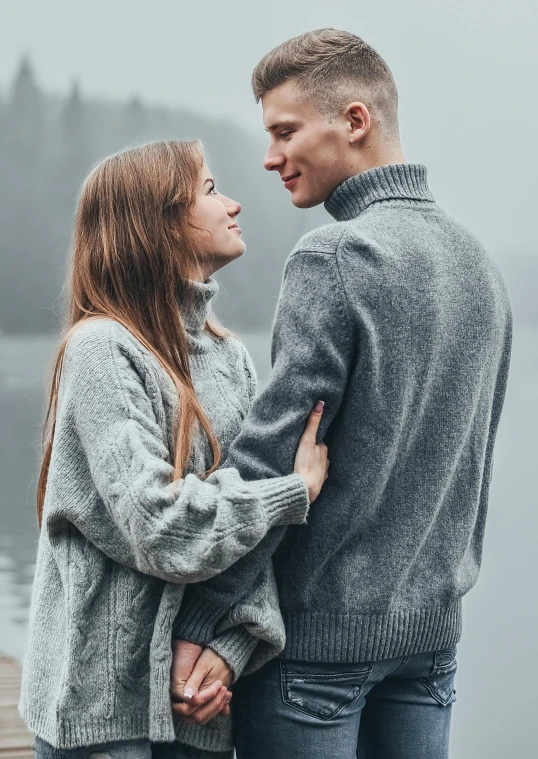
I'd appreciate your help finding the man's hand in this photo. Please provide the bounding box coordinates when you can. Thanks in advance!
[170,640,232,725]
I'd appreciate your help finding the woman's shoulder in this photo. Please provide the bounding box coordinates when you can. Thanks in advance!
[63,318,157,394]
[65,318,145,360]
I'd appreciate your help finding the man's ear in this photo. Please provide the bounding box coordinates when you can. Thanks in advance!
[346,102,371,145]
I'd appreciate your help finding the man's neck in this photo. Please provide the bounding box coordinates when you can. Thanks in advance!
[346,141,406,183]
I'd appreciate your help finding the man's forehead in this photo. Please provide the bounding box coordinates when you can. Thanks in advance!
[262,90,309,132]
[262,82,316,129]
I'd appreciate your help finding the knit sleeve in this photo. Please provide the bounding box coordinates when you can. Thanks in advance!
[170,248,355,645]
[240,342,258,409]
[205,561,285,681]
[49,320,309,585]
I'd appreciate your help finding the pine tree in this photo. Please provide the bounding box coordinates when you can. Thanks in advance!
[9,55,43,166]
[61,80,92,192]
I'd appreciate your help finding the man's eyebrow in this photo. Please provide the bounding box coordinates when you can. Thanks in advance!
[265,121,296,133]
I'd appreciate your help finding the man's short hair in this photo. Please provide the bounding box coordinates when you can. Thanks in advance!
[252,28,399,138]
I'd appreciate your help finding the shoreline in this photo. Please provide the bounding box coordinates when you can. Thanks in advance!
[0,652,34,757]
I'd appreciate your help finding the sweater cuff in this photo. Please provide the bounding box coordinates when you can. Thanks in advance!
[207,627,259,682]
[172,595,229,645]
[172,473,308,645]
[253,472,310,528]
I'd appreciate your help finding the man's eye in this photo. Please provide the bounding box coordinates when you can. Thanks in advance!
[280,132,292,140]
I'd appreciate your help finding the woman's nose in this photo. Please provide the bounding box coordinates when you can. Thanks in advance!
[228,199,241,217]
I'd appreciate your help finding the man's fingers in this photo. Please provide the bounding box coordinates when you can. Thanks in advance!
[303,400,325,442]
[169,640,203,701]
[190,680,223,707]
[182,686,230,725]
[171,699,198,717]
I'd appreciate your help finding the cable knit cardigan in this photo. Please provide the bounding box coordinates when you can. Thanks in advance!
[19,278,309,754]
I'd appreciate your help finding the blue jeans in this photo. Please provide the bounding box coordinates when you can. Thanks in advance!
[232,646,457,758]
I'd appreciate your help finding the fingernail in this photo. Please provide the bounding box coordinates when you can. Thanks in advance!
[183,687,195,699]
[314,400,325,413]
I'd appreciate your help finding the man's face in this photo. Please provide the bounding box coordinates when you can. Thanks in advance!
[262,80,352,208]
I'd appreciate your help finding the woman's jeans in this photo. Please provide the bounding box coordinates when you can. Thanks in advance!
[233,646,457,759]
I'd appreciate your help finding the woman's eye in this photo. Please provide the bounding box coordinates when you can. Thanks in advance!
[209,184,218,195]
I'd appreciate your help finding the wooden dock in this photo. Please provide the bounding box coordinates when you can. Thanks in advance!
[0,655,34,758]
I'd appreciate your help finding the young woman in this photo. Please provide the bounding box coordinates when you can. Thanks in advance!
[19,140,329,759]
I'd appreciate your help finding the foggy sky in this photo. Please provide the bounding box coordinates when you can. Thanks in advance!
[2,0,537,253]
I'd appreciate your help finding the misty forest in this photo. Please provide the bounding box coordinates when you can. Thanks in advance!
[0,57,309,335]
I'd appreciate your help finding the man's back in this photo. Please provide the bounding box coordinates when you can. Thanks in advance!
[273,165,512,661]
[176,164,512,667]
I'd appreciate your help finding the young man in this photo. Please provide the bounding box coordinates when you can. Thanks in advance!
[170,29,512,758]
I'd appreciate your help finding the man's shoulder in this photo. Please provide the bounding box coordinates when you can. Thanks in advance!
[291,219,370,259]
[291,221,346,257]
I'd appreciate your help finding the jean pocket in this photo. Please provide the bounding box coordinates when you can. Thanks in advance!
[280,659,373,721]
[420,646,457,706]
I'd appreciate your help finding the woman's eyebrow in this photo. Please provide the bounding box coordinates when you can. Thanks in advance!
[203,178,214,185]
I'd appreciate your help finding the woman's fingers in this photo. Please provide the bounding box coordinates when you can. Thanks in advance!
[179,686,231,725]
[170,679,222,717]
[302,400,325,444]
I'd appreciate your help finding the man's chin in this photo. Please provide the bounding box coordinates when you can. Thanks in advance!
[291,191,324,209]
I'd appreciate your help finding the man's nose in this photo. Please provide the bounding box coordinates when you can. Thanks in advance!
[264,148,284,172]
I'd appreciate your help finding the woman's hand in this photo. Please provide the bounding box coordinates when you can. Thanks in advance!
[171,642,233,725]
[294,401,329,502]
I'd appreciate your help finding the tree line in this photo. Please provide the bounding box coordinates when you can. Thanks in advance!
[0,57,304,334]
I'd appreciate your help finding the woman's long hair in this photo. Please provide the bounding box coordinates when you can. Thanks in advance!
[37,140,226,527]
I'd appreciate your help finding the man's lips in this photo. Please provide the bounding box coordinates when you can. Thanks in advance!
[282,172,301,189]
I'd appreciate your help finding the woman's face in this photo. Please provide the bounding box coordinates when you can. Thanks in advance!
[192,163,245,278]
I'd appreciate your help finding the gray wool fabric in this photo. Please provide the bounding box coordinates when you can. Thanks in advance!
[18,279,310,754]
[174,163,513,667]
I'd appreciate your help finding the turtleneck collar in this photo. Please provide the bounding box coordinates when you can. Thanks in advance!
[182,277,219,337]
[324,163,435,222]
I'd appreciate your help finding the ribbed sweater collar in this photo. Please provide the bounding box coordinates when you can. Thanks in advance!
[182,277,219,337]
[324,163,435,222]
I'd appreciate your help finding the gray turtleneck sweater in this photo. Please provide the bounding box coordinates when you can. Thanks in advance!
[175,164,513,666]
[19,279,310,754]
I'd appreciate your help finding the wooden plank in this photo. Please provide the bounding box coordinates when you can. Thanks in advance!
[0,656,33,757]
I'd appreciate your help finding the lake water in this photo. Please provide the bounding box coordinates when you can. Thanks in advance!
[0,327,536,757]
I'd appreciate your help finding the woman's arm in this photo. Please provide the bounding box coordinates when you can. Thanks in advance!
[46,321,309,585]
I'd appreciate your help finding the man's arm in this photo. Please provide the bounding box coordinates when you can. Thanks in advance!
[174,245,356,650]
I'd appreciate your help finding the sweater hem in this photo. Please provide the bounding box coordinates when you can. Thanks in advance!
[19,705,151,750]
[280,598,462,662]
[19,704,234,753]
